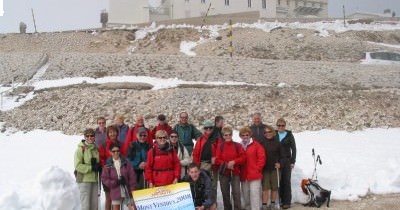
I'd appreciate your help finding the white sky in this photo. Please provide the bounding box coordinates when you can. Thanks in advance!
[0,0,399,33]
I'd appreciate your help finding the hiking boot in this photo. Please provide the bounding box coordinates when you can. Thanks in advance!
[273,204,281,210]
[282,204,290,209]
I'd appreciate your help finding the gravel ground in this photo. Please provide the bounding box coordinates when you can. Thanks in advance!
[1,19,400,208]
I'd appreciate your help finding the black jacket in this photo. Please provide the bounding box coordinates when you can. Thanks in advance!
[261,136,286,172]
[181,171,215,208]
[277,130,296,164]
[250,123,267,143]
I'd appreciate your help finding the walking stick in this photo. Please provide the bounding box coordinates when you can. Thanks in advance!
[276,168,281,210]
[123,184,136,210]
[143,170,148,189]
[98,172,101,210]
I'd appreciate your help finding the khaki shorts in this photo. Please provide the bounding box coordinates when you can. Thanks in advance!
[262,170,278,191]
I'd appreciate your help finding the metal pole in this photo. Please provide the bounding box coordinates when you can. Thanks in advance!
[228,19,233,58]
[343,5,346,28]
[31,8,38,33]
[200,3,212,29]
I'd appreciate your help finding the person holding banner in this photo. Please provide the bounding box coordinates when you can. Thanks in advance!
[102,143,137,210]
[145,130,181,187]
[216,126,246,210]
[181,163,217,210]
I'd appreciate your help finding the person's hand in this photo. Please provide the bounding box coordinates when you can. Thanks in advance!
[275,163,280,169]
[149,183,154,188]
[290,163,295,169]
[139,162,146,169]
[211,157,216,165]
[173,178,178,184]
[227,160,235,169]
[117,176,126,185]
[91,162,102,172]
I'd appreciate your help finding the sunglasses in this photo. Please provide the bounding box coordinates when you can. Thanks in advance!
[170,135,178,138]
[277,124,286,127]
[264,131,273,134]
[240,134,249,137]
[204,127,213,130]
[223,133,232,137]
[111,150,120,153]
[157,136,167,139]
[139,134,147,137]
[85,134,95,137]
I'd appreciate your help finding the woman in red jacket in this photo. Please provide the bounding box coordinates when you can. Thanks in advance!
[145,130,181,187]
[216,126,246,210]
[239,126,266,210]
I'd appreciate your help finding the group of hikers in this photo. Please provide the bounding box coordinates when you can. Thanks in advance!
[74,112,297,210]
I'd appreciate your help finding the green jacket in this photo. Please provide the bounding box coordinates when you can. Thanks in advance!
[74,140,100,183]
[173,123,202,155]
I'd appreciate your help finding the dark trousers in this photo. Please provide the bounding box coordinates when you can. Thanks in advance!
[279,162,292,205]
[220,174,241,210]
[135,170,145,190]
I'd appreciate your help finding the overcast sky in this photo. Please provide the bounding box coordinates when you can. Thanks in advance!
[0,0,399,33]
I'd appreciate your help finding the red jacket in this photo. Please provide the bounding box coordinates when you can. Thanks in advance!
[193,134,222,170]
[145,146,181,187]
[99,138,125,167]
[123,125,153,155]
[215,141,246,176]
[240,139,266,181]
[151,124,172,137]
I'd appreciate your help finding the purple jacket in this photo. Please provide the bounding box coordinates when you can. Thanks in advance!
[101,157,137,200]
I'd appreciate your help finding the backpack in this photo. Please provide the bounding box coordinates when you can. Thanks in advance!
[301,178,331,208]
[74,140,86,183]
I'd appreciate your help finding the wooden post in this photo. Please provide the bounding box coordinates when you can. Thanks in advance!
[228,19,233,58]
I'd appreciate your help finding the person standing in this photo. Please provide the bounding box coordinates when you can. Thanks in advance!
[209,115,224,141]
[169,130,192,179]
[102,143,137,210]
[192,120,215,173]
[216,126,246,210]
[250,112,267,144]
[208,116,224,194]
[276,118,296,209]
[95,117,107,149]
[99,125,121,210]
[173,111,202,155]
[181,163,217,210]
[145,130,181,187]
[125,114,153,149]
[114,115,129,145]
[74,128,102,210]
[239,127,266,210]
[126,127,151,190]
[152,114,173,136]
[261,125,285,210]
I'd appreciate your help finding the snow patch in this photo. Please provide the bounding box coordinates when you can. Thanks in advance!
[180,41,198,56]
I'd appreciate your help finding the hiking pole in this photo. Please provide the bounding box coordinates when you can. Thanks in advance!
[123,184,135,210]
[276,167,281,210]
[98,172,101,210]
[143,170,148,189]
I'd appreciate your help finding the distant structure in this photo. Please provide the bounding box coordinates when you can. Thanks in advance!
[347,11,392,19]
[19,22,27,34]
[108,0,328,26]
[100,10,109,28]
